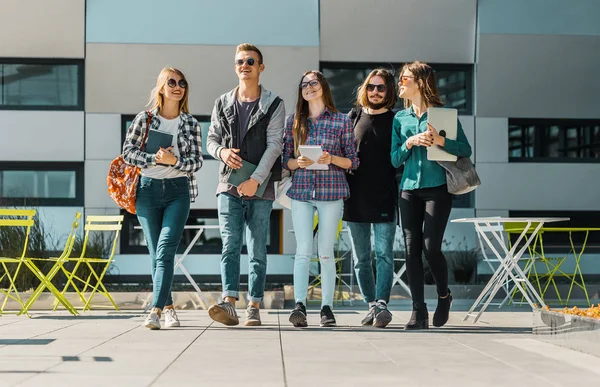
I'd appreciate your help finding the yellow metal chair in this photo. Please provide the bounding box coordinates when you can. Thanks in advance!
[20,212,83,316]
[0,209,36,315]
[54,215,123,311]
[503,222,568,305]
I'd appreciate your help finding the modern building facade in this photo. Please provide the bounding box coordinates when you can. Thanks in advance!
[1,0,599,280]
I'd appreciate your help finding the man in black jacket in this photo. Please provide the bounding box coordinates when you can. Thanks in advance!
[206,43,285,326]
[344,69,398,328]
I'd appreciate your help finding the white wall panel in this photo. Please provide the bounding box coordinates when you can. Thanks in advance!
[476,163,600,211]
[475,118,508,163]
[86,44,319,114]
[0,111,84,161]
[0,0,84,58]
[85,160,118,209]
[86,114,122,160]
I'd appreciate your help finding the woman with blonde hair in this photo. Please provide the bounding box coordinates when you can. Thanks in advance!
[123,67,203,330]
[283,70,359,327]
[391,61,471,330]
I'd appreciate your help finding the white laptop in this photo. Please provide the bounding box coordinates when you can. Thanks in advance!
[426,107,458,162]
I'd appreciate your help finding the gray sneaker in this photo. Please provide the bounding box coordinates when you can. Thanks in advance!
[373,301,393,328]
[244,305,261,326]
[208,301,239,326]
[143,310,161,330]
[361,305,376,326]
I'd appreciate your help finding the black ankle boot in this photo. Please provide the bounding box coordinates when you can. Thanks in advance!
[404,302,428,330]
[433,290,452,327]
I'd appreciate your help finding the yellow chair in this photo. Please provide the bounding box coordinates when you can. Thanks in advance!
[54,215,123,311]
[503,222,567,305]
[0,209,36,315]
[20,212,83,316]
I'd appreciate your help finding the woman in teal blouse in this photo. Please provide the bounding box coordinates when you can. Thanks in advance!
[391,61,472,330]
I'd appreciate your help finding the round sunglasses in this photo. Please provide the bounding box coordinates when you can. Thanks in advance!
[366,84,387,92]
[300,79,320,90]
[235,58,257,66]
[167,78,188,89]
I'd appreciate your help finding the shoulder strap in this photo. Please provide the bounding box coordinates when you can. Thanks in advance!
[139,111,153,151]
[266,97,282,118]
[349,107,362,127]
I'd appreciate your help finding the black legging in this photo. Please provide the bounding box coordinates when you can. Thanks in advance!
[399,185,452,304]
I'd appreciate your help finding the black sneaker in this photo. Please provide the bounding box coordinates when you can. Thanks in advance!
[208,301,239,326]
[361,305,376,326]
[320,305,336,327]
[373,301,393,328]
[289,302,308,327]
[433,290,453,327]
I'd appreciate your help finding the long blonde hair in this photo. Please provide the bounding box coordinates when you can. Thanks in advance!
[147,67,190,114]
[400,61,444,109]
[292,71,337,156]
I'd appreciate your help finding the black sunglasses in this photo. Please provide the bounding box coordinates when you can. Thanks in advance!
[167,78,188,89]
[366,84,387,92]
[235,58,257,66]
[300,79,320,90]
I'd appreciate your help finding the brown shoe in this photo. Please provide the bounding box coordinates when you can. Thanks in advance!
[208,301,239,326]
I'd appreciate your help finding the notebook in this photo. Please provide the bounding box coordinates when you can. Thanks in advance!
[145,129,174,154]
[298,145,328,170]
[227,160,272,198]
[426,107,458,162]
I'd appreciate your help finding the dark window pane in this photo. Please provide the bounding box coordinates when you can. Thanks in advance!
[509,119,600,162]
[321,62,473,115]
[0,163,83,206]
[0,61,82,109]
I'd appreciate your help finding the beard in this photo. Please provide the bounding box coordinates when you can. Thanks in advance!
[366,99,387,110]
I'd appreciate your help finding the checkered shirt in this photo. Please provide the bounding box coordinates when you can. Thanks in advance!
[122,108,203,201]
[282,108,359,201]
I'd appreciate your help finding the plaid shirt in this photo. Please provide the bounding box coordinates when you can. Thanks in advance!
[122,108,203,201]
[283,108,359,201]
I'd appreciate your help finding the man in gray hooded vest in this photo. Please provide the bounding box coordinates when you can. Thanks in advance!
[206,43,285,326]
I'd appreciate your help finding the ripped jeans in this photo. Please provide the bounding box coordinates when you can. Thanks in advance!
[291,199,344,308]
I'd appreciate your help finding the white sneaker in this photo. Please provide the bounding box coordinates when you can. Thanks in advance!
[163,308,181,328]
[144,311,161,330]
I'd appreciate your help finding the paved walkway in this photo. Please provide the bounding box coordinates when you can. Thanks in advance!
[1,307,599,386]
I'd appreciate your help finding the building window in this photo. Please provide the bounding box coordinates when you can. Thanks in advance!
[0,58,84,110]
[509,119,600,162]
[509,211,600,253]
[121,114,213,159]
[0,162,84,206]
[320,62,473,115]
[120,209,283,254]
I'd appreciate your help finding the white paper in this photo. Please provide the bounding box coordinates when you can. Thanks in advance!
[298,145,329,170]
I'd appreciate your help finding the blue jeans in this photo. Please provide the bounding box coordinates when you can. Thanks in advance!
[136,176,190,309]
[217,193,273,303]
[291,199,343,308]
[347,221,396,304]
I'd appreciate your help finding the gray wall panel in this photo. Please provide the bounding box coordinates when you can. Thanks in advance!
[0,111,84,161]
[475,118,508,163]
[85,44,319,114]
[85,160,118,209]
[475,163,600,211]
[320,0,476,63]
[477,34,600,118]
[86,114,121,160]
[0,0,84,58]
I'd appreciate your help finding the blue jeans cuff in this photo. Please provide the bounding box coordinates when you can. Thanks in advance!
[222,290,239,300]
[248,295,263,303]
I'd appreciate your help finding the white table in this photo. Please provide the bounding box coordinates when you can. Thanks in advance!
[451,217,569,323]
[135,224,221,310]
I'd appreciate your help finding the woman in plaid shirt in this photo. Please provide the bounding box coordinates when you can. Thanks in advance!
[122,68,203,330]
[283,71,359,327]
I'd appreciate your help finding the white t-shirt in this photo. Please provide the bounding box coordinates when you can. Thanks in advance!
[141,115,188,179]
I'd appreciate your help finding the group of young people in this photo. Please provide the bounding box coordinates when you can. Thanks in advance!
[122,43,472,331]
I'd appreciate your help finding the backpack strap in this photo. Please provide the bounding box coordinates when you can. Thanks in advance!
[266,96,282,118]
[349,107,363,127]
[139,111,153,152]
